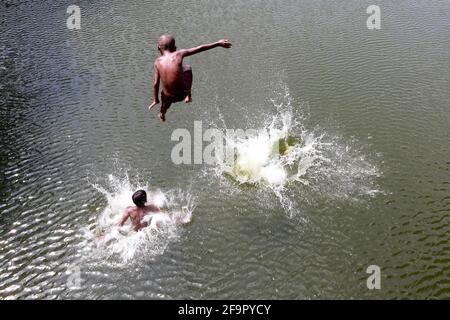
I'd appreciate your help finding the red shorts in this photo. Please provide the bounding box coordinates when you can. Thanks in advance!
[160,65,193,114]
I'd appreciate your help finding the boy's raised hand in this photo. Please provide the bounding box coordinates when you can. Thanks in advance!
[218,39,232,48]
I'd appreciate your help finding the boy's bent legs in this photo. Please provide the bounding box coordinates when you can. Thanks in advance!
[183,65,193,103]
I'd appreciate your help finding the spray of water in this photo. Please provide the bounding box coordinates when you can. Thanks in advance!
[211,85,382,214]
[82,174,195,263]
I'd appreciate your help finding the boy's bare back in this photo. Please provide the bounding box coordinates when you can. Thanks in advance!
[118,190,160,231]
[119,204,160,231]
[155,51,187,97]
[148,35,232,122]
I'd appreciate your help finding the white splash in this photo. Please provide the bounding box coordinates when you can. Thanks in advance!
[82,174,194,263]
[211,84,382,213]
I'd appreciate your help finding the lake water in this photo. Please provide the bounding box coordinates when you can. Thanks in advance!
[0,0,449,299]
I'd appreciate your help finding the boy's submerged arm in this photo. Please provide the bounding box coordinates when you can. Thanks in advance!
[179,39,232,58]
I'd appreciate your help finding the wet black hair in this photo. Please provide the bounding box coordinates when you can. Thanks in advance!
[132,190,147,208]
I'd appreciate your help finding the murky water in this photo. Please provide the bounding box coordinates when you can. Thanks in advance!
[1,0,449,299]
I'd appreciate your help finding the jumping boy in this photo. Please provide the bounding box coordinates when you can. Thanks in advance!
[148,35,232,122]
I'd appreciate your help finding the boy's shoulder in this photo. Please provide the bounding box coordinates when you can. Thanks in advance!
[125,206,137,213]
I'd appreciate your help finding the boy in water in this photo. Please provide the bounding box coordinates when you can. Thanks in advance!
[148,35,232,122]
[118,190,160,231]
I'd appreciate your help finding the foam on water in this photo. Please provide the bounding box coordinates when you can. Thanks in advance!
[81,174,195,263]
[219,105,313,186]
[212,85,382,213]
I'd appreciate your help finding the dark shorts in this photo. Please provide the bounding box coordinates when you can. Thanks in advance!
[160,65,193,115]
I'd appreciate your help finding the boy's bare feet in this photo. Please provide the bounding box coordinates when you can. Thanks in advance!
[158,112,166,122]
[184,95,192,103]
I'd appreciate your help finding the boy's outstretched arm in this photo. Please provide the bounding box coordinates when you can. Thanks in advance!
[179,39,232,58]
[146,203,160,213]
[149,63,160,110]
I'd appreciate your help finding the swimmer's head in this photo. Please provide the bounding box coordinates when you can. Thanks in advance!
[132,190,147,208]
[158,34,176,52]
